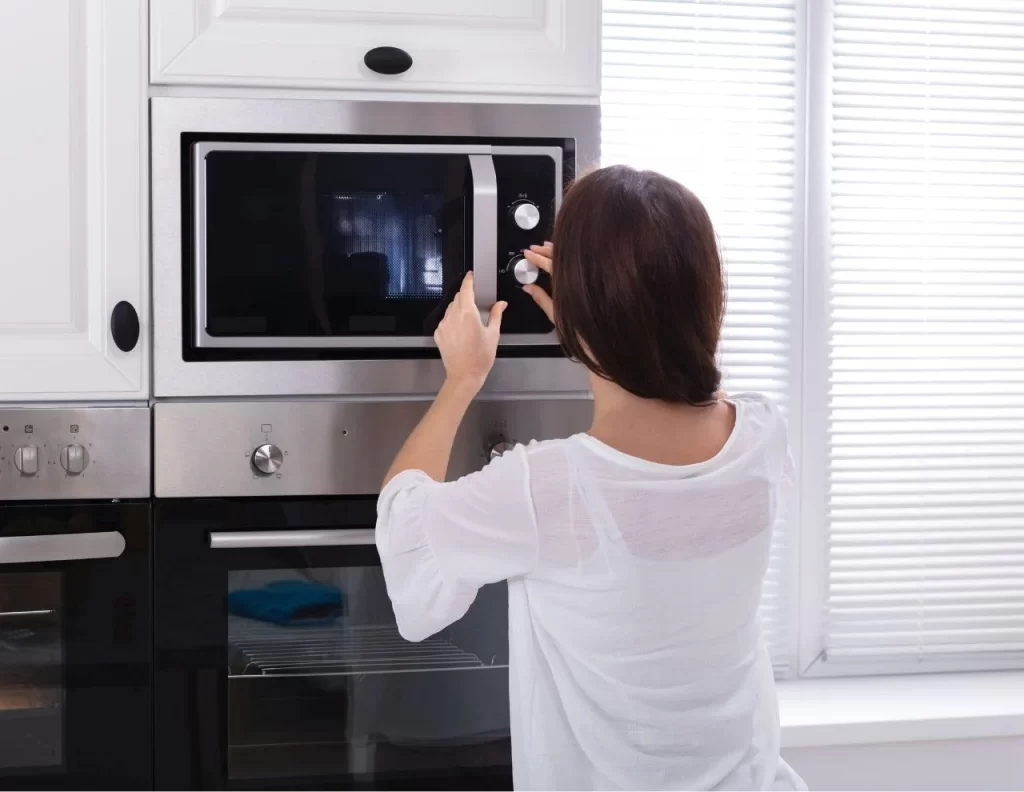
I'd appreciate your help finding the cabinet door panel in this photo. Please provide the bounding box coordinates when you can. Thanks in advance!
[150,0,599,97]
[0,0,147,400]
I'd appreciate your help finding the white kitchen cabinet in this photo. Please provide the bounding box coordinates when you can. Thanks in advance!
[0,0,148,401]
[150,0,600,97]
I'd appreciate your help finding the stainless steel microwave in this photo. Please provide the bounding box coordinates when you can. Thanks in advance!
[152,98,599,398]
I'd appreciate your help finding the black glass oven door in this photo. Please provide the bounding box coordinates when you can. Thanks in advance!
[155,498,511,791]
[195,144,498,349]
[0,502,151,791]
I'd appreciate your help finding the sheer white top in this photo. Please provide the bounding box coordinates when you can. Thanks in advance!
[376,393,804,790]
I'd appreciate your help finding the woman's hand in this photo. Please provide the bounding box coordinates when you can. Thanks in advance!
[522,242,554,322]
[434,272,507,395]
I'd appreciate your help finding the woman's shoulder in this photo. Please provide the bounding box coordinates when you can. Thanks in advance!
[727,392,786,437]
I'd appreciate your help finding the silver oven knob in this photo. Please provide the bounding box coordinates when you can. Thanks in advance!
[512,201,540,231]
[489,441,515,460]
[14,445,38,476]
[252,443,284,475]
[60,444,87,475]
[510,256,540,286]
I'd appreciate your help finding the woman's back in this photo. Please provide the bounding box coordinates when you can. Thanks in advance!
[514,393,794,790]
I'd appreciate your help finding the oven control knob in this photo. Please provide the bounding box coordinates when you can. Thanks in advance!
[509,256,540,286]
[489,441,515,460]
[14,445,38,476]
[60,444,87,475]
[512,201,540,231]
[252,443,284,475]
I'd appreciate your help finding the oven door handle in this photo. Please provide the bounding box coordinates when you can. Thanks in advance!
[0,531,126,564]
[468,154,499,324]
[209,529,377,549]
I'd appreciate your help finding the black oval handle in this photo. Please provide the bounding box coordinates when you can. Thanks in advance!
[110,301,140,353]
[364,46,413,76]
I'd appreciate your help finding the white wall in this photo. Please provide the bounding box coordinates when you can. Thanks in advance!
[784,737,1024,791]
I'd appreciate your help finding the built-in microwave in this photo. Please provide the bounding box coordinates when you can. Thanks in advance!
[152,98,599,398]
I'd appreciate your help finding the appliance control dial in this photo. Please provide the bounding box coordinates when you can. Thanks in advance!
[508,256,540,286]
[489,441,515,460]
[60,444,87,475]
[511,201,540,231]
[14,445,38,476]
[252,443,284,475]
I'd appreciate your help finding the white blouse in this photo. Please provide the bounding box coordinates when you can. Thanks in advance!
[376,393,805,791]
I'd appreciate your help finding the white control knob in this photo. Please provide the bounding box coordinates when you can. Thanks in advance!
[60,444,87,475]
[252,443,284,475]
[510,256,540,286]
[512,202,540,231]
[14,445,38,476]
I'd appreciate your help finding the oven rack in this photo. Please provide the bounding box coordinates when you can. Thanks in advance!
[228,619,505,678]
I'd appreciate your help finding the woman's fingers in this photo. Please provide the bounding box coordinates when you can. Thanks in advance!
[524,247,552,274]
[457,271,476,310]
[522,284,554,323]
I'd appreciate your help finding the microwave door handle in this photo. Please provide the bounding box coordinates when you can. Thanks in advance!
[209,529,377,549]
[468,154,499,324]
[0,532,126,564]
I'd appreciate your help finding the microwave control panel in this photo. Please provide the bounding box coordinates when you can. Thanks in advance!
[493,154,557,336]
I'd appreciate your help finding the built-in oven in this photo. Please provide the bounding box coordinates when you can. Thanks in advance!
[153,398,592,790]
[151,98,599,398]
[0,407,151,790]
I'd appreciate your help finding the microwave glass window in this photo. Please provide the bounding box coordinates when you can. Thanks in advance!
[0,572,64,771]
[326,192,445,300]
[203,152,469,339]
[225,566,509,783]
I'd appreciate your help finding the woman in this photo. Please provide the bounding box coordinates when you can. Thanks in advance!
[376,166,803,790]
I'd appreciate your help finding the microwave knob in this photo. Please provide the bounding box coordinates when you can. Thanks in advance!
[252,443,284,475]
[510,256,540,286]
[511,201,541,231]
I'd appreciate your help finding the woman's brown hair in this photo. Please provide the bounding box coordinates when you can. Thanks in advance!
[551,165,725,405]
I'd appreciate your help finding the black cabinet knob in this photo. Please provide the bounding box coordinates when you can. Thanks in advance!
[110,301,140,352]
[364,46,413,75]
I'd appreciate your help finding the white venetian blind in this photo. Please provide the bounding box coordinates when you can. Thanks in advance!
[825,0,1024,667]
[601,0,800,674]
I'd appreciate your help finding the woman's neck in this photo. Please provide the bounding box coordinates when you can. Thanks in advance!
[588,375,735,466]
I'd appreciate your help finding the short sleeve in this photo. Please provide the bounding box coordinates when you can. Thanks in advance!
[375,445,538,642]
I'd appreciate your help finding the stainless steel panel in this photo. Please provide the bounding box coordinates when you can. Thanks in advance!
[154,398,593,498]
[151,97,599,398]
[0,407,150,500]
[209,529,376,549]
[0,532,126,564]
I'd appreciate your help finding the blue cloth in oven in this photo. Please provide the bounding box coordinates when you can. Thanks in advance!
[227,580,344,626]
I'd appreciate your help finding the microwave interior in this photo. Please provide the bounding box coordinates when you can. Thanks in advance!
[182,134,575,361]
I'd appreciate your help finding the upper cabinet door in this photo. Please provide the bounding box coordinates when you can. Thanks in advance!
[0,0,148,401]
[150,0,600,97]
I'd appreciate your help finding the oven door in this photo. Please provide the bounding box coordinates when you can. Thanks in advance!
[154,497,511,791]
[0,501,151,790]
[192,141,556,354]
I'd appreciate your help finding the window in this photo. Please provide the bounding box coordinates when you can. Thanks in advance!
[602,0,1024,677]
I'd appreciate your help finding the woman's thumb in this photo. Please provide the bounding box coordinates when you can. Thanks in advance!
[487,301,508,336]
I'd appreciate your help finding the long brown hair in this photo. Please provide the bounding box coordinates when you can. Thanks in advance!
[551,165,725,404]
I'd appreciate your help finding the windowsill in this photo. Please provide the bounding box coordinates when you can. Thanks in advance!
[778,671,1024,748]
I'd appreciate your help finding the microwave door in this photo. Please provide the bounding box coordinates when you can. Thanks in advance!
[192,143,499,349]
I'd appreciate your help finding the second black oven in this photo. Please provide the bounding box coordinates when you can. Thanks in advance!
[153,398,592,789]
